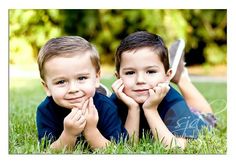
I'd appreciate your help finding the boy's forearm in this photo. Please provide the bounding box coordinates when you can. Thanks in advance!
[144,109,187,149]
[125,106,140,142]
[50,130,77,150]
[83,128,110,149]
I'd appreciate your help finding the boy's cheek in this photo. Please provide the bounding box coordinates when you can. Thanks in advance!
[122,77,132,86]
[83,85,96,97]
[123,82,133,91]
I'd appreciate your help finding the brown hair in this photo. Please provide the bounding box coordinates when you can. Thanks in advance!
[37,36,100,80]
[115,31,169,73]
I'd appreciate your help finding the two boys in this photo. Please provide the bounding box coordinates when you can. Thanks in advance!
[37,32,215,150]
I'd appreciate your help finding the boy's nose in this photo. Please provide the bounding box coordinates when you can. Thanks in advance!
[136,73,145,84]
[68,81,79,93]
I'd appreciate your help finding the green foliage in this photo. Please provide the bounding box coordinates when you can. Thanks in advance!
[9,77,226,154]
[10,10,62,64]
[10,9,226,67]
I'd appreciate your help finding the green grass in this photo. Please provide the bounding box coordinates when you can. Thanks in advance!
[9,77,227,154]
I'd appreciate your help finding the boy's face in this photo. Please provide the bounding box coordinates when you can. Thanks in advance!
[42,52,100,109]
[118,47,171,104]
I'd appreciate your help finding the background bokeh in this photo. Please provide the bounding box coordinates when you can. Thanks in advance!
[9,9,227,71]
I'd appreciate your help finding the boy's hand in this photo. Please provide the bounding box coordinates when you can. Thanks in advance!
[84,97,99,132]
[112,79,139,108]
[63,107,86,137]
[143,83,170,111]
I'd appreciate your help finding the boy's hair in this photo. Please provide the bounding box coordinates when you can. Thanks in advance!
[115,31,170,73]
[38,36,100,80]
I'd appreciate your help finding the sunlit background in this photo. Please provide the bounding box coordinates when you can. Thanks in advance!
[9,9,227,78]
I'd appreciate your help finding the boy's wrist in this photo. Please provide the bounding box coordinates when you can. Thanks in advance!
[143,107,158,116]
[83,127,99,139]
[62,130,78,142]
[51,130,78,149]
[83,125,97,134]
[128,105,140,112]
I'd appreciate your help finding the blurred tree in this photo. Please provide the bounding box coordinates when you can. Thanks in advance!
[10,10,62,65]
[183,10,227,65]
[9,9,226,67]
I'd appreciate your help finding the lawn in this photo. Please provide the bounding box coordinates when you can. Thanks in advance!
[9,77,227,154]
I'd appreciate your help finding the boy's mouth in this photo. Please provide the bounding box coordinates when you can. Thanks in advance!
[66,96,84,103]
[133,89,149,94]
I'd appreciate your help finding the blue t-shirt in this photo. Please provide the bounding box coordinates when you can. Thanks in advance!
[36,92,128,143]
[110,86,208,139]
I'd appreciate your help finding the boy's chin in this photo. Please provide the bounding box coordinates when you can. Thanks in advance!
[133,96,148,104]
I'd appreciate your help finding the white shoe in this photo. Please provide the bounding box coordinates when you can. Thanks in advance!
[169,39,186,83]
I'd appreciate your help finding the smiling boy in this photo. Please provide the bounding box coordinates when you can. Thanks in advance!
[36,36,127,150]
[111,31,211,149]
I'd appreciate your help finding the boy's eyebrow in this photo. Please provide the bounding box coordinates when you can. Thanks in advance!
[76,72,91,76]
[146,65,160,69]
[51,73,91,81]
[51,76,66,82]
[122,65,160,70]
[122,67,134,70]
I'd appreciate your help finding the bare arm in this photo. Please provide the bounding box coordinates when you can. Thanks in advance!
[144,109,187,149]
[50,130,78,150]
[83,98,110,149]
[112,79,140,142]
[143,83,187,149]
[83,128,110,149]
[125,106,140,142]
[50,108,86,150]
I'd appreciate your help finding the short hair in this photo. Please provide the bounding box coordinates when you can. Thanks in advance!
[115,31,169,73]
[37,36,100,80]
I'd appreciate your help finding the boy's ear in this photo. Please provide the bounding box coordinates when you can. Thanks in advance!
[95,71,101,88]
[115,71,120,79]
[165,68,173,82]
[41,80,51,96]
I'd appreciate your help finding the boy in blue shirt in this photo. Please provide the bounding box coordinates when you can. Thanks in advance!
[111,31,216,149]
[36,36,127,150]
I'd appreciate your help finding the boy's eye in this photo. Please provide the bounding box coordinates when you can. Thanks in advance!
[147,70,157,74]
[56,80,65,85]
[78,76,87,80]
[125,71,135,75]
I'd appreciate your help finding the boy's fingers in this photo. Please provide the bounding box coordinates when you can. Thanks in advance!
[72,109,82,121]
[148,89,155,97]
[80,119,86,128]
[153,86,162,95]
[90,97,94,106]
[81,99,89,115]
[71,99,85,109]
[76,115,86,125]
[112,79,123,93]
[87,97,94,114]
[117,83,124,94]
[117,84,128,100]
[159,83,170,95]
[89,97,98,117]
[155,83,170,95]
[67,107,79,119]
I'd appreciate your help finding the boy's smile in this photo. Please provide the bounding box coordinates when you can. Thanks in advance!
[133,88,149,95]
[65,93,86,104]
[42,52,100,109]
[119,47,171,104]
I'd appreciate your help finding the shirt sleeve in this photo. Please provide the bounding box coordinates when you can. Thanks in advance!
[36,106,57,143]
[36,98,63,144]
